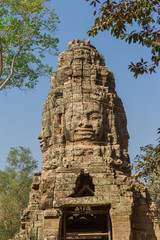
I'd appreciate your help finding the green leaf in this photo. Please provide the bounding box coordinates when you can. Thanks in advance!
[87,0,160,78]
[0,146,38,239]
[0,0,59,90]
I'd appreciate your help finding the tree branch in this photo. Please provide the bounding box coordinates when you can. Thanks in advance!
[0,47,22,90]
[2,43,14,56]
[0,39,3,77]
[1,27,11,39]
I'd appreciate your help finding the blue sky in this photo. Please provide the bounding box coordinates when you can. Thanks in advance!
[0,0,160,171]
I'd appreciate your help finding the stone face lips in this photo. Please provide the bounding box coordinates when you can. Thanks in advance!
[14,39,160,240]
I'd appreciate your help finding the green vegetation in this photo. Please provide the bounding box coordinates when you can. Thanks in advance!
[0,0,59,90]
[86,0,160,78]
[0,146,37,240]
[135,131,160,218]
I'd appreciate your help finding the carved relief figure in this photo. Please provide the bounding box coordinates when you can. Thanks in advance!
[65,101,104,142]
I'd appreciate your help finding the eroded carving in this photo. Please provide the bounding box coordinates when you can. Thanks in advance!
[38,39,130,171]
[65,101,104,142]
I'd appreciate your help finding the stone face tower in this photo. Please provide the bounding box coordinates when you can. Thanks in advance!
[15,39,160,240]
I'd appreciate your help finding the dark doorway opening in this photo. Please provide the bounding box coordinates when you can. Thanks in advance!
[61,205,112,240]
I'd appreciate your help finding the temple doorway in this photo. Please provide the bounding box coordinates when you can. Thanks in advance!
[61,205,112,240]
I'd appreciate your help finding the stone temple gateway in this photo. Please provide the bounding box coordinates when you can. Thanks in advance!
[15,39,160,240]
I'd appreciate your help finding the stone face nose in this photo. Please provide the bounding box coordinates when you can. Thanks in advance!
[78,116,92,128]
[38,130,42,140]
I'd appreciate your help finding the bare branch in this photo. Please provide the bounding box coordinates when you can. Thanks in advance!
[2,43,14,56]
[0,46,22,90]
[1,27,11,39]
[0,39,3,77]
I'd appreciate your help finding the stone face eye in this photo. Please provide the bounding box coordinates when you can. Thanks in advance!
[73,114,81,121]
[89,113,102,120]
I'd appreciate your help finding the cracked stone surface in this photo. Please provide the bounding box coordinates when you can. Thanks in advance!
[14,39,160,240]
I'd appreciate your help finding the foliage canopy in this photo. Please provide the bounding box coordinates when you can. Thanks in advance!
[135,132,160,218]
[0,0,59,90]
[86,0,160,78]
[0,146,37,240]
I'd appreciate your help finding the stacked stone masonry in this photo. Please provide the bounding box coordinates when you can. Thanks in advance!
[14,39,160,240]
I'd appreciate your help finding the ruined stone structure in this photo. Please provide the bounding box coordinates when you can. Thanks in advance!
[15,39,160,240]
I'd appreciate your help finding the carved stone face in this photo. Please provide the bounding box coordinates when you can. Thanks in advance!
[38,121,51,152]
[65,101,104,142]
